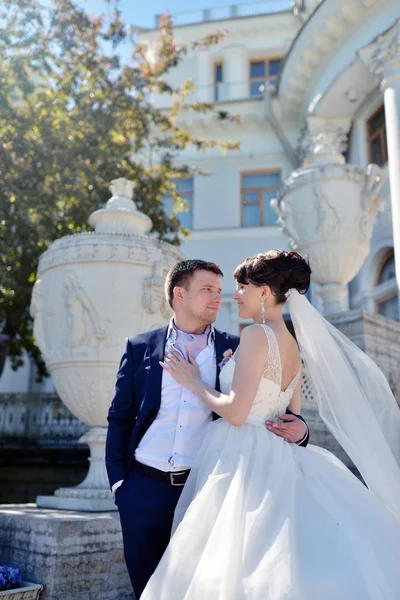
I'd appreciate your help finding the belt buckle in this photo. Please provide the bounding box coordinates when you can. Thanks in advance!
[170,471,186,486]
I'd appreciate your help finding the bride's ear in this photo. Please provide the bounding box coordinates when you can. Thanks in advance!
[261,286,269,299]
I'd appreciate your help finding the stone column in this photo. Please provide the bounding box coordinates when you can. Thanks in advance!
[223,46,249,101]
[196,51,214,103]
[359,19,400,314]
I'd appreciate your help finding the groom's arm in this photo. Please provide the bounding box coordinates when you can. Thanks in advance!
[266,376,309,447]
[265,411,309,447]
[287,410,309,447]
[106,338,137,491]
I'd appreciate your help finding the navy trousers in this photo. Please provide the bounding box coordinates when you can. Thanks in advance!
[115,468,184,599]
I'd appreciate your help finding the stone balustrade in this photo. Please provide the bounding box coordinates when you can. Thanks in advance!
[0,393,88,446]
[155,1,291,27]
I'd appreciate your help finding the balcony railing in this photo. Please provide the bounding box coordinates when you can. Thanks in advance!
[0,393,88,446]
[155,1,292,27]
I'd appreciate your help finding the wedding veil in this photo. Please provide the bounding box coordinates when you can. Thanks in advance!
[289,289,400,519]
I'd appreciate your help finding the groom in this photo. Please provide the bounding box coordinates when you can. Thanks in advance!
[105,259,309,599]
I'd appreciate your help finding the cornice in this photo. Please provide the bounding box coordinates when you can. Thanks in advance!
[278,0,390,115]
[138,12,296,45]
[358,18,400,86]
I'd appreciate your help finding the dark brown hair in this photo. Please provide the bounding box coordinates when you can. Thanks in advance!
[234,250,311,304]
[165,259,223,308]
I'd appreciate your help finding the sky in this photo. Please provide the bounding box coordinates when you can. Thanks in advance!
[78,0,236,29]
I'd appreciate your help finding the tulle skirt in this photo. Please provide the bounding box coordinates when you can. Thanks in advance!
[141,419,400,600]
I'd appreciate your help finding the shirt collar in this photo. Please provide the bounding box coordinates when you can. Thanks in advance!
[167,318,215,346]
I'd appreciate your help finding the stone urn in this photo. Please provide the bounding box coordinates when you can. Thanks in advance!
[31,178,184,511]
[272,117,385,313]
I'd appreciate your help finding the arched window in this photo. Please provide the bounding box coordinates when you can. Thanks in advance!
[376,251,398,320]
[378,254,396,284]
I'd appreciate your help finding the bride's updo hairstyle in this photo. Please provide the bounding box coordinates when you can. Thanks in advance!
[234,250,311,304]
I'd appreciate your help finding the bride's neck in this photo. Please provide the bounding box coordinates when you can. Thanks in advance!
[253,307,284,326]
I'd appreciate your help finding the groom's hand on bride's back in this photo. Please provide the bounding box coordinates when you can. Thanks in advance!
[265,414,307,444]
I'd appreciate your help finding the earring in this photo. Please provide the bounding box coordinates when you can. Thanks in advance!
[261,297,266,324]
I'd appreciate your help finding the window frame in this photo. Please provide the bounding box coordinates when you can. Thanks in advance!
[374,249,398,319]
[375,249,396,286]
[366,105,388,166]
[375,291,398,317]
[240,169,281,227]
[214,62,223,102]
[249,57,284,97]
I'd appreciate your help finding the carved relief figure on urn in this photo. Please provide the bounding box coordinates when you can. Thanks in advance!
[314,185,342,237]
[64,270,107,350]
[142,262,173,321]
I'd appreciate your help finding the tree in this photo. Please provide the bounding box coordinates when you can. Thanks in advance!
[0,0,239,378]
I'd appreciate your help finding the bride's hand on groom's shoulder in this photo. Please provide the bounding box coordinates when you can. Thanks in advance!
[160,350,201,391]
[265,414,307,444]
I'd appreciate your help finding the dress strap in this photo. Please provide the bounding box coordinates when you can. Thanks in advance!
[285,367,302,395]
[253,324,282,388]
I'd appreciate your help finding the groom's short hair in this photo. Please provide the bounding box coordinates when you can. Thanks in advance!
[165,259,223,308]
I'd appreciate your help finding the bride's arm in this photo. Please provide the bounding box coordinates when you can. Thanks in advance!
[161,325,269,427]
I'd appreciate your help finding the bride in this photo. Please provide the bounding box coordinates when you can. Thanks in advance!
[141,250,400,600]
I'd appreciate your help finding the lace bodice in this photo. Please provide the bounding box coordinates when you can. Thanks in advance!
[219,324,301,426]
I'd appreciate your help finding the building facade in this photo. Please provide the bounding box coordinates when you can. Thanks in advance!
[142,0,399,332]
[1,0,399,394]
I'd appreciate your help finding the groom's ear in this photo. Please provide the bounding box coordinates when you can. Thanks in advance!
[173,286,184,305]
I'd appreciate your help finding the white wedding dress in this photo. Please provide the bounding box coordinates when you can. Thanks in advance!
[141,324,400,600]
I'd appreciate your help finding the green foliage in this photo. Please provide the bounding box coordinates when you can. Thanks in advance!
[0,0,240,378]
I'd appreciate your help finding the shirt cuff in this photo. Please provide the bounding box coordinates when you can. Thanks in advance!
[112,480,124,494]
[296,423,309,445]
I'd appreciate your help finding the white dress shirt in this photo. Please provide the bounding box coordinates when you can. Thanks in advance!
[112,321,216,493]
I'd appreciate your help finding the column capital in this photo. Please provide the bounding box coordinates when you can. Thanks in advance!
[298,117,352,166]
[358,19,400,88]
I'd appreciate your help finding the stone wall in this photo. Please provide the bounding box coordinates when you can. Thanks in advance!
[329,310,400,403]
[0,506,133,600]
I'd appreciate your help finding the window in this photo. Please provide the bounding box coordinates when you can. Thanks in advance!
[376,252,398,320]
[215,63,223,102]
[163,177,193,229]
[378,253,396,284]
[249,58,283,97]
[241,171,281,227]
[367,106,388,166]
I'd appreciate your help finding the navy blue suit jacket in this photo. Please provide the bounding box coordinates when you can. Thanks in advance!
[106,326,309,490]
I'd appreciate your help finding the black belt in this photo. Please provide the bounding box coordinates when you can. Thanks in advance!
[133,459,190,487]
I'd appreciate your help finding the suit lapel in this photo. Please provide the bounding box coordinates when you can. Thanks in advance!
[147,326,168,413]
[214,329,230,392]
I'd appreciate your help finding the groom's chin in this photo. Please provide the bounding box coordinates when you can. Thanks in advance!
[202,311,218,324]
